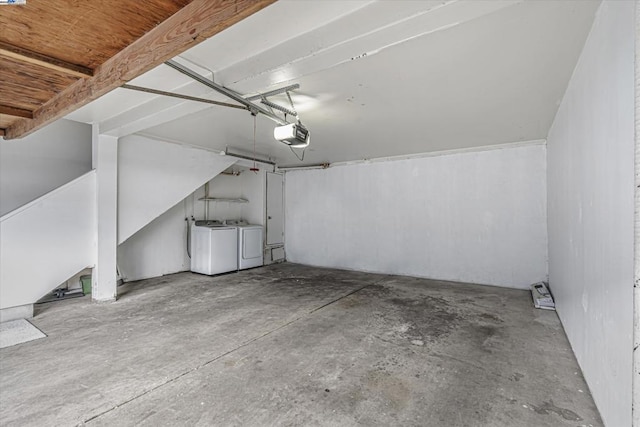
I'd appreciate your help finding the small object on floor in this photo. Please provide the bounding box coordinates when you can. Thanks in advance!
[53,288,84,299]
[80,275,92,295]
[37,288,85,304]
[531,282,555,310]
[0,319,47,349]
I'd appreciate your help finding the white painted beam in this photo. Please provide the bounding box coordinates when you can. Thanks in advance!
[65,59,216,137]
[217,0,522,92]
[100,94,211,138]
[83,0,522,139]
[99,59,219,137]
[633,1,640,425]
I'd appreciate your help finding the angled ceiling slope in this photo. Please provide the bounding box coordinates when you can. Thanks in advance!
[124,0,600,166]
[0,0,275,139]
[54,1,600,167]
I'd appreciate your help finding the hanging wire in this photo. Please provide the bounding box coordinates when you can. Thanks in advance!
[185,199,191,259]
[250,114,259,172]
[289,145,306,162]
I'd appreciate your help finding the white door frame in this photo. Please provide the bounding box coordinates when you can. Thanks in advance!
[266,172,284,246]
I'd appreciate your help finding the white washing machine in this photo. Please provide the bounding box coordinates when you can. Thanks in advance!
[190,220,238,275]
[237,224,264,270]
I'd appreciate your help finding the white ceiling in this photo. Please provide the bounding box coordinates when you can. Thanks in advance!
[66,0,600,166]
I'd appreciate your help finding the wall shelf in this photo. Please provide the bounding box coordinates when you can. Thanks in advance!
[199,197,248,203]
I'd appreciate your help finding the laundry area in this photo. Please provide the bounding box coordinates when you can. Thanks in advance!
[117,163,284,282]
[0,1,636,427]
[188,167,270,275]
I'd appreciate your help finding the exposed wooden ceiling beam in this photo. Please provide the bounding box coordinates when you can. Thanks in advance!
[3,0,276,140]
[0,104,34,119]
[0,42,94,78]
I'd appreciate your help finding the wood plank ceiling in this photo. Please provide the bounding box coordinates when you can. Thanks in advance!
[0,0,275,139]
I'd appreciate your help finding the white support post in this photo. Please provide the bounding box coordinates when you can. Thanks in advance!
[92,125,118,302]
[634,1,640,425]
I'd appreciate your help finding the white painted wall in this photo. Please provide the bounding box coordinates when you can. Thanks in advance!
[546,2,635,426]
[285,143,547,289]
[0,119,91,216]
[200,174,244,221]
[192,166,266,224]
[240,169,266,226]
[117,135,236,244]
[118,201,191,282]
[634,2,640,424]
[0,172,96,309]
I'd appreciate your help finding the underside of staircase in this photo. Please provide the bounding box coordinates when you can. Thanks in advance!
[0,135,236,321]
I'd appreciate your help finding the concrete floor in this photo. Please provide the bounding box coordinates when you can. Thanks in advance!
[0,263,601,426]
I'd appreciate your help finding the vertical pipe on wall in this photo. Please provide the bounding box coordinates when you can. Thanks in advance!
[204,182,209,220]
[634,2,640,425]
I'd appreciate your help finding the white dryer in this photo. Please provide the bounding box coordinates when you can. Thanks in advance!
[237,224,264,270]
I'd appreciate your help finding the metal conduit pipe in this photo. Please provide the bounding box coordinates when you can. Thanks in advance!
[121,84,247,110]
[224,150,276,168]
[164,60,289,126]
[204,182,209,220]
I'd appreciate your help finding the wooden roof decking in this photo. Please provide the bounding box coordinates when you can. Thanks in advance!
[0,0,275,139]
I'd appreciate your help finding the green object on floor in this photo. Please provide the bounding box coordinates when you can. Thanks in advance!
[80,275,91,295]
